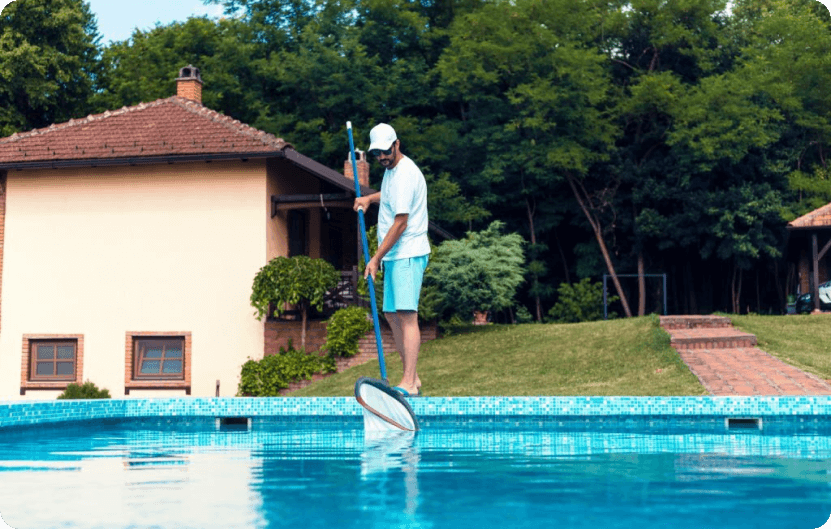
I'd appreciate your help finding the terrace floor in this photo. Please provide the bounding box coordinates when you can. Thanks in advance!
[660,315,831,396]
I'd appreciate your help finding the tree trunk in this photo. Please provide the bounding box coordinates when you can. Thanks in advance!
[553,227,571,284]
[637,250,646,317]
[731,263,743,314]
[567,175,633,318]
[525,197,543,323]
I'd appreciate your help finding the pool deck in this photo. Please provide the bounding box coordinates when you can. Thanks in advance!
[660,315,831,396]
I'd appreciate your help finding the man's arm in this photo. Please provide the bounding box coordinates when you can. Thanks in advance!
[353,192,381,213]
[364,213,408,280]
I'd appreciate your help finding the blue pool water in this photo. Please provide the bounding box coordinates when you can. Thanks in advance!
[0,417,829,529]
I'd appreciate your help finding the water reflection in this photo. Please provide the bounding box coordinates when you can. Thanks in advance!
[361,430,424,528]
[0,420,830,528]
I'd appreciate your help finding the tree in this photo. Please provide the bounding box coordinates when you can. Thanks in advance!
[437,0,627,317]
[423,221,525,321]
[0,0,102,135]
[96,16,266,127]
[250,256,340,350]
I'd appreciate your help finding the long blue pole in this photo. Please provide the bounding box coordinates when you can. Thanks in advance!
[347,122,388,382]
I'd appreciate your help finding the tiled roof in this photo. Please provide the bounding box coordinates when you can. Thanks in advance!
[0,97,290,166]
[788,203,831,229]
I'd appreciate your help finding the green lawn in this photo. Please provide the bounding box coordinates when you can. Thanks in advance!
[731,313,831,381]
[289,316,707,397]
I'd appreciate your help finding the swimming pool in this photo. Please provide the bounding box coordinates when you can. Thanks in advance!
[0,397,830,529]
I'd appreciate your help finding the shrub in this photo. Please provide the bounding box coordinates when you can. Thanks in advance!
[515,305,534,324]
[57,381,111,399]
[237,344,335,397]
[250,255,340,350]
[424,221,525,320]
[322,306,372,358]
[547,278,618,323]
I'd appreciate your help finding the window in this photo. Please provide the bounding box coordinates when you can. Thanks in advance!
[133,338,185,380]
[30,341,76,381]
[21,335,84,394]
[125,332,191,394]
[288,210,307,257]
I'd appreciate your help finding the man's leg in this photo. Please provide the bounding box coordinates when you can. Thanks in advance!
[395,310,421,394]
[385,311,405,369]
[385,311,421,392]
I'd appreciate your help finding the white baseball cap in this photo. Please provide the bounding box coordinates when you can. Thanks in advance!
[368,123,397,153]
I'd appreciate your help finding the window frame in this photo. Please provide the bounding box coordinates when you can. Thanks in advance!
[132,337,185,381]
[29,340,77,382]
[125,332,191,394]
[20,335,84,394]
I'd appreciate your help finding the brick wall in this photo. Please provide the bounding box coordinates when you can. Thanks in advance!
[176,79,202,104]
[264,318,437,356]
[343,151,369,188]
[274,319,438,394]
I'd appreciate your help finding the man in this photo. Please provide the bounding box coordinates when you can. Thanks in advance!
[353,123,430,397]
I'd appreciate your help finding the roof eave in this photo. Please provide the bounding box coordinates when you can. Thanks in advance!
[282,148,375,196]
[786,224,831,231]
[0,151,286,171]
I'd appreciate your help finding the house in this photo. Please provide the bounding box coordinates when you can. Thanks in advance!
[787,203,831,311]
[0,66,393,399]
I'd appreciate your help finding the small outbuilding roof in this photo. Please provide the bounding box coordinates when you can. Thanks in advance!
[788,203,831,230]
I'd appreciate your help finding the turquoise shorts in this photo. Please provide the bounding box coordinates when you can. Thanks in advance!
[382,255,429,313]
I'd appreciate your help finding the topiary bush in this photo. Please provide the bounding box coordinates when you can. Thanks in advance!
[57,381,111,399]
[423,221,525,322]
[547,278,618,323]
[237,343,335,397]
[250,255,340,350]
[322,306,372,358]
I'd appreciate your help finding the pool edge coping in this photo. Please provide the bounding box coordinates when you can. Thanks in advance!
[2,396,831,429]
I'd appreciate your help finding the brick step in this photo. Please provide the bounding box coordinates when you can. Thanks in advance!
[668,327,757,350]
[659,315,733,330]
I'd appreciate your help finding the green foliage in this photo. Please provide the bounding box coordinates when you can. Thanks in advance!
[250,255,340,320]
[548,278,618,323]
[16,0,831,315]
[237,344,335,397]
[514,305,534,324]
[97,16,265,126]
[322,306,372,358]
[57,381,111,399]
[250,255,340,350]
[424,221,525,320]
[0,0,102,135]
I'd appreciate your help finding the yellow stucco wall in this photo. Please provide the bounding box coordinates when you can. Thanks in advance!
[0,160,270,399]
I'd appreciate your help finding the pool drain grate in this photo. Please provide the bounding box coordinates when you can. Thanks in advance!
[725,417,762,430]
[216,417,252,430]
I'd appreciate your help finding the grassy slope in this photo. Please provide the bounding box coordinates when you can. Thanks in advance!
[289,317,707,397]
[731,314,831,381]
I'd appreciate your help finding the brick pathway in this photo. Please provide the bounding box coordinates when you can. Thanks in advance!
[660,315,831,396]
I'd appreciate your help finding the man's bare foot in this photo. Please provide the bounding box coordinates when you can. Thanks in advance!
[394,384,420,396]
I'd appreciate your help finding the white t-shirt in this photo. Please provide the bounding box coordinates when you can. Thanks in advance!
[378,155,431,261]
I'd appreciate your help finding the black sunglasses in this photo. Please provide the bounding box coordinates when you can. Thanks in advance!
[369,146,394,157]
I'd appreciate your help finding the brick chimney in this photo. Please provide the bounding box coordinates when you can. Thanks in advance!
[344,150,370,188]
[176,65,203,104]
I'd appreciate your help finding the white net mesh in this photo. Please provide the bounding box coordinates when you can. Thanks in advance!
[355,378,418,432]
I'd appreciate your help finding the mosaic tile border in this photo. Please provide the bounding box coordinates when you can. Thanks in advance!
[2,396,831,429]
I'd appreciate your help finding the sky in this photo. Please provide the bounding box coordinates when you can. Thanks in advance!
[0,0,225,45]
